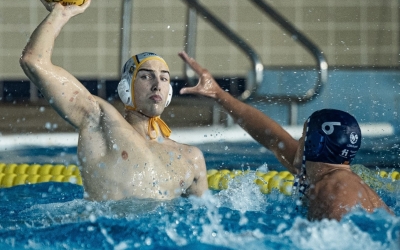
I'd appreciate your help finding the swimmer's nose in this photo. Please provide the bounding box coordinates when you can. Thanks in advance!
[151,84,161,92]
[151,78,161,92]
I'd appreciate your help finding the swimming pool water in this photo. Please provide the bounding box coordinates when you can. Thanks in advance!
[0,142,399,249]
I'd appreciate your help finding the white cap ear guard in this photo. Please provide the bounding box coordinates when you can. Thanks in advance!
[118,57,136,108]
[165,84,173,107]
[117,78,134,107]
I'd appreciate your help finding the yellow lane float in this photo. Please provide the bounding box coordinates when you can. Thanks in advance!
[1,163,398,194]
[0,163,82,188]
[208,165,400,196]
[208,169,295,195]
[350,164,400,192]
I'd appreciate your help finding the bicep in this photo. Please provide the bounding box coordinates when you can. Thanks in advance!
[268,134,299,173]
[27,64,101,128]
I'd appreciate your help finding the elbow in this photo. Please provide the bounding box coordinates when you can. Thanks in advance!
[19,51,34,72]
[19,51,46,77]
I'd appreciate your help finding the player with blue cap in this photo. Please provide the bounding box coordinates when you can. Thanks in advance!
[304,109,361,165]
[178,51,393,221]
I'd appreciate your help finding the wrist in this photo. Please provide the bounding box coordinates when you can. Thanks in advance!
[215,88,230,104]
[45,10,71,37]
[49,7,72,24]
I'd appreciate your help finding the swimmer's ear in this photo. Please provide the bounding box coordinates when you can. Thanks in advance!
[118,79,133,106]
[304,131,325,159]
[165,85,173,107]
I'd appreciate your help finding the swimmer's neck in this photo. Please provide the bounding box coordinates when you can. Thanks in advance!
[124,110,160,139]
[305,161,351,184]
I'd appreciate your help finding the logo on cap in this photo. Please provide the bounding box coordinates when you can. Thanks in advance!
[321,122,341,135]
[349,132,359,144]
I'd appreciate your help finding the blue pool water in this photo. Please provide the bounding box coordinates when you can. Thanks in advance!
[0,142,399,249]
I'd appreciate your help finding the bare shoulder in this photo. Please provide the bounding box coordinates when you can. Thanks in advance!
[169,140,205,159]
[170,141,208,197]
[322,168,367,192]
[167,139,206,171]
[309,166,393,220]
[320,168,387,210]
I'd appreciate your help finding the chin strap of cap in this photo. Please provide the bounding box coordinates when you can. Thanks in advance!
[292,118,310,210]
[148,116,171,139]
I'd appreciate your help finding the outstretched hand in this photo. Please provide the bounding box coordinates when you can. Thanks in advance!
[40,0,91,15]
[178,51,223,99]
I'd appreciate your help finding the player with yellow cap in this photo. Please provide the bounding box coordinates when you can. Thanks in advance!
[20,0,208,201]
[118,52,173,139]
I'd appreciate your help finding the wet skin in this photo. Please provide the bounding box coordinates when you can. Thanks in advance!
[178,51,393,221]
[20,1,208,201]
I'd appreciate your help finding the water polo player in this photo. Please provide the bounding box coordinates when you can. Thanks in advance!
[20,0,208,201]
[178,51,393,221]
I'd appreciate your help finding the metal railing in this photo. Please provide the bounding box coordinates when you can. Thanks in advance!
[249,0,328,103]
[250,0,328,124]
[182,0,264,101]
[120,0,134,76]
[181,0,328,124]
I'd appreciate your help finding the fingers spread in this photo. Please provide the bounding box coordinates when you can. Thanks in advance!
[178,51,204,76]
[179,86,195,95]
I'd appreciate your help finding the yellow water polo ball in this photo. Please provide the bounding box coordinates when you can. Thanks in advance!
[45,0,86,6]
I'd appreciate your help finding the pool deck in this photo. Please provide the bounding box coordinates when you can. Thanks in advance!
[0,97,395,151]
[0,97,218,135]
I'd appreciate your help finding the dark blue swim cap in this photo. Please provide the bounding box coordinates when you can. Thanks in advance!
[304,109,362,165]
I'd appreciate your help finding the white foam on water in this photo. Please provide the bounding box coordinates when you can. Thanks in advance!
[214,172,268,213]
[285,216,396,250]
[189,192,268,250]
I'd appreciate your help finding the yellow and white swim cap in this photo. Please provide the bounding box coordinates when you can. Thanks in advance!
[117,52,173,139]
[117,52,173,110]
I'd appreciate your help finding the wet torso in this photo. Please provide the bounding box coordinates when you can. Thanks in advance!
[77,99,201,201]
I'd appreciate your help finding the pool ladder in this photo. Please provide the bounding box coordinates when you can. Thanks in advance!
[179,0,328,126]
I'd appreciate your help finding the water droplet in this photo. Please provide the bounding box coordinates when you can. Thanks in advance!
[89,214,96,223]
[145,237,152,245]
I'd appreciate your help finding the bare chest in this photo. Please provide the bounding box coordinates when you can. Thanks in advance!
[77,128,196,199]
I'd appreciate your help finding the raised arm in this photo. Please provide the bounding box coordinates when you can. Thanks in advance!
[178,51,299,173]
[20,0,100,129]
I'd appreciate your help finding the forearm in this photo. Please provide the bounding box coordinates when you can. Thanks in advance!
[20,9,70,73]
[19,3,99,129]
[215,90,299,171]
[178,51,299,171]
